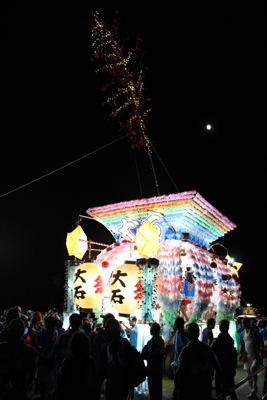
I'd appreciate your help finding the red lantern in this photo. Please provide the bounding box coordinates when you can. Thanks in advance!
[232,275,240,283]
[210,261,217,269]
[102,261,109,269]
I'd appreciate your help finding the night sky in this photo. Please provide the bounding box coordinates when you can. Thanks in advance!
[1,4,266,314]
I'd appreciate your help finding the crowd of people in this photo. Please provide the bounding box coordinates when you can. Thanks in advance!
[0,306,266,400]
[0,307,162,400]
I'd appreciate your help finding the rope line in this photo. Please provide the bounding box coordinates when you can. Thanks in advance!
[0,136,125,199]
[150,141,179,192]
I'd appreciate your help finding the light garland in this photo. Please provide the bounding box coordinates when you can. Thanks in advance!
[91,11,151,150]
[91,11,161,195]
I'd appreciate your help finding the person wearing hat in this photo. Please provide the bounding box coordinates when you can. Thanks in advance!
[121,316,138,349]
[173,322,224,400]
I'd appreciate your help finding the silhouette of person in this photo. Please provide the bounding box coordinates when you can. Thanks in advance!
[142,322,165,400]
[54,313,83,370]
[0,308,22,343]
[104,318,131,400]
[202,318,216,386]
[93,313,115,399]
[82,318,96,347]
[0,318,37,399]
[172,317,187,373]
[202,318,215,346]
[211,319,238,400]
[173,322,224,400]
[35,315,58,400]
[57,330,96,400]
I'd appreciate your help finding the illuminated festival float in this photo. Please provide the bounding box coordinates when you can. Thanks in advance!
[62,14,244,387]
[64,190,242,343]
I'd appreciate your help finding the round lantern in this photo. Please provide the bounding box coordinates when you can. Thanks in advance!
[109,261,141,315]
[102,261,109,268]
[72,262,104,309]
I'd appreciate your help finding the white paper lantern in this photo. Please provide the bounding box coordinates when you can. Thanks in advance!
[73,262,104,309]
[110,261,141,315]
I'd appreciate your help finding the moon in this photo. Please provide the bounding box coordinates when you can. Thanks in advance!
[206,124,212,130]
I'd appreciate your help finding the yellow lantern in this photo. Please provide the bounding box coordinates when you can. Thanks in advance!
[136,220,159,257]
[66,225,88,260]
[110,261,141,315]
[72,262,104,309]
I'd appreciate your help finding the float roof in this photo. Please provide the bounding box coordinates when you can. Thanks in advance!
[86,191,236,245]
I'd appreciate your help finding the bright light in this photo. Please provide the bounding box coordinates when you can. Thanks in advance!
[206,124,212,130]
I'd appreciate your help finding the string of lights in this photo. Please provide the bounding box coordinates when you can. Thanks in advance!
[91,11,160,195]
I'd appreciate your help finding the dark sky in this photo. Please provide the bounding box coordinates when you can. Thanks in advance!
[1,4,266,314]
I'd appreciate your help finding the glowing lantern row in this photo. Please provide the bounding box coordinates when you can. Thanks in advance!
[136,220,159,257]
[72,262,104,309]
[110,261,141,315]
